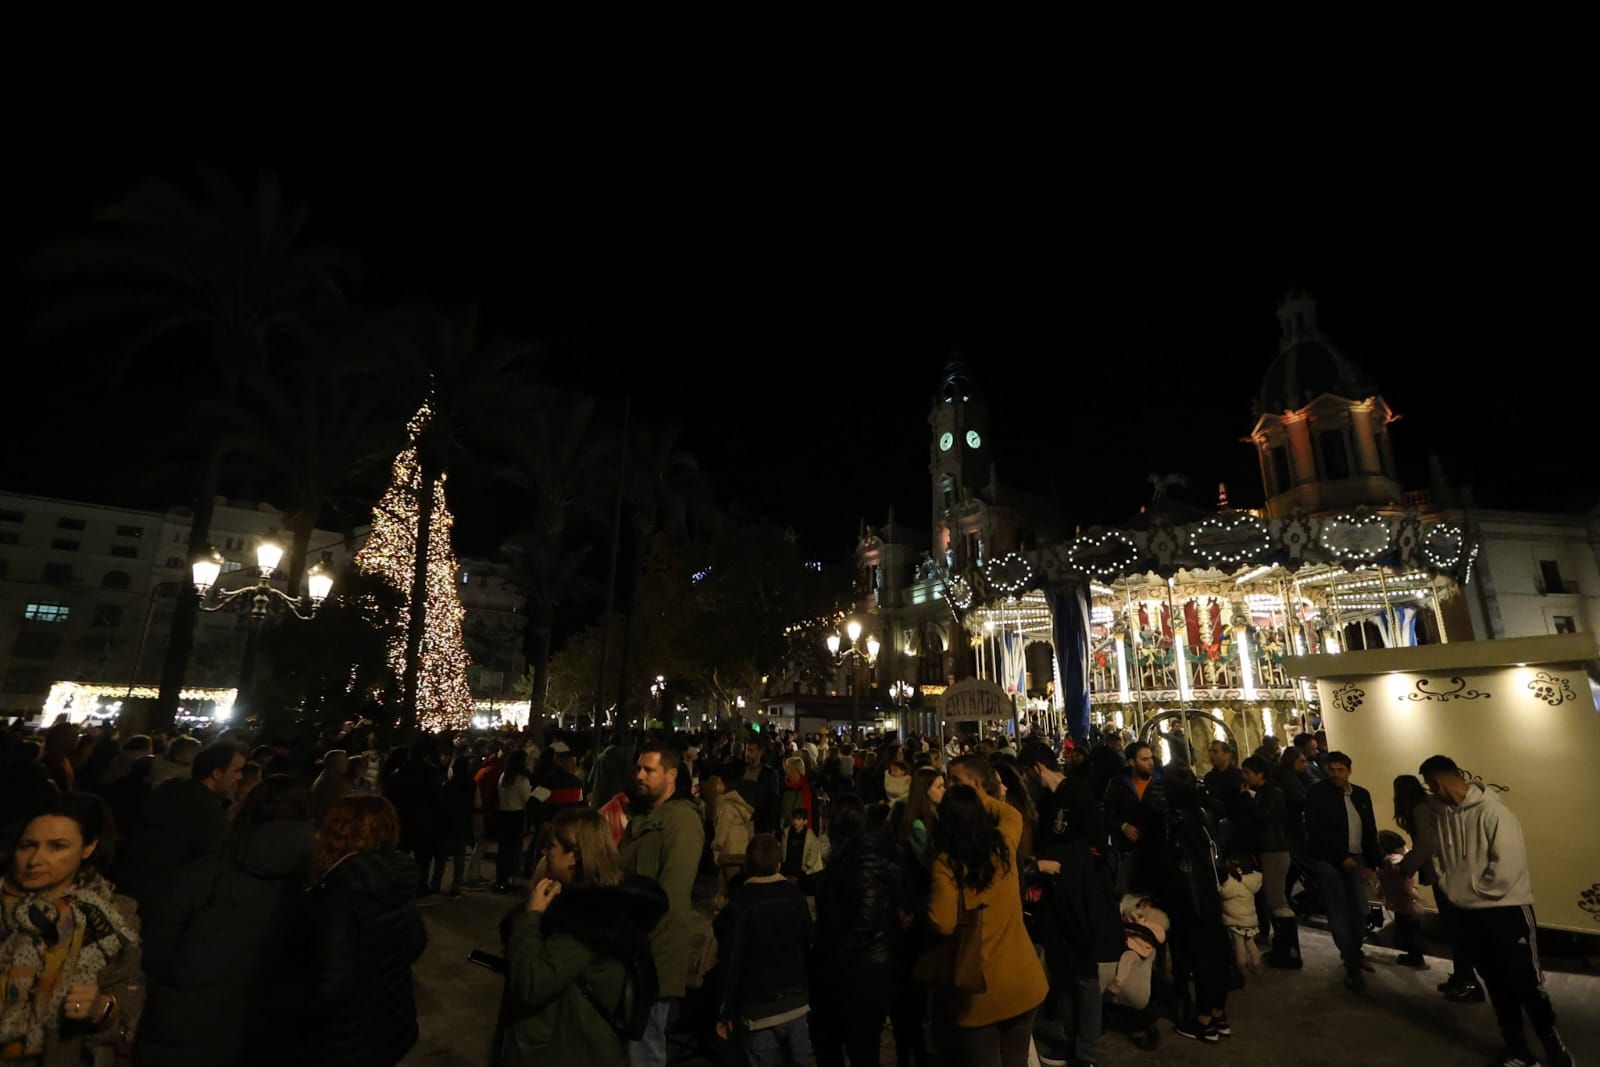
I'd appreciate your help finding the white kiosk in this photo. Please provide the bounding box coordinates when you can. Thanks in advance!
[1287,632,1600,933]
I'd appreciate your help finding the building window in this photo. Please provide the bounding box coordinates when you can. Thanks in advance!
[0,509,23,523]
[110,545,138,559]
[165,557,184,569]
[1318,428,1351,480]
[101,570,131,590]
[321,551,334,565]
[1553,615,1577,634]
[115,525,144,539]
[93,604,124,628]
[1269,446,1291,492]
[23,602,70,623]
[222,561,244,574]
[42,563,73,585]
[57,517,86,531]
[1538,560,1567,595]
[51,538,81,552]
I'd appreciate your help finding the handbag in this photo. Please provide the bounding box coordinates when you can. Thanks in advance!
[912,881,987,994]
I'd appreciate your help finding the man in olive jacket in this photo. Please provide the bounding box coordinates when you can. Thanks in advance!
[619,741,705,1067]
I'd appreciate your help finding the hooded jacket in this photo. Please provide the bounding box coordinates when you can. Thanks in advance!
[498,878,668,1067]
[137,820,315,1066]
[1432,784,1533,909]
[618,794,704,999]
[299,851,429,1067]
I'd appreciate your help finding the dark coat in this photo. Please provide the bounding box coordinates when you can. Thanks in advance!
[813,823,903,990]
[733,762,781,835]
[1304,780,1381,868]
[137,820,315,1067]
[435,772,476,845]
[1034,776,1123,971]
[498,878,667,1067]
[299,851,429,1067]
[389,759,444,853]
[1102,769,1166,855]
[1239,779,1290,854]
[115,777,229,912]
[1159,803,1223,925]
[1275,765,1309,843]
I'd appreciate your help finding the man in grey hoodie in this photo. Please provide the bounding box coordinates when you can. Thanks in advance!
[1420,755,1572,1067]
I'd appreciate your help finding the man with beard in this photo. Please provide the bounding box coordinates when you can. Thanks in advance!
[619,740,705,1067]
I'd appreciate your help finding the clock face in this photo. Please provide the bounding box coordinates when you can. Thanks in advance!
[966,430,982,449]
[938,432,954,452]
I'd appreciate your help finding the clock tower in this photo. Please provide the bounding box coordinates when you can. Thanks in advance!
[929,357,994,567]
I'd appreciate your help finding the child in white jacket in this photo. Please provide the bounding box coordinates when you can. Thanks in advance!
[1220,855,1265,973]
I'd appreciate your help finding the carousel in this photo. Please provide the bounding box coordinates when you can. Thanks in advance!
[940,505,1477,761]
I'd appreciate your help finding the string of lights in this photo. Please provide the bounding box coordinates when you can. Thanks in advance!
[354,404,475,730]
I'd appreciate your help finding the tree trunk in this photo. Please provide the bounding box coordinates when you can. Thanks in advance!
[400,445,439,738]
[284,511,317,602]
[613,555,641,727]
[152,447,224,732]
[529,605,553,718]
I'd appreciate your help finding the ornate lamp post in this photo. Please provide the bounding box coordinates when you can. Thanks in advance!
[825,620,879,739]
[190,538,333,719]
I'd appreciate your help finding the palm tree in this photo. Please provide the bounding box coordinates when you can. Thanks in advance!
[500,389,610,726]
[212,351,401,597]
[611,423,717,724]
[385,306,537,735]
[33,165,352,730]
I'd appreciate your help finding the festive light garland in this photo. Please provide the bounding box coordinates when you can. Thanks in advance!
[354,403,475,730]
[1421,524,1465,570]
[1067,531,1139,579]
[1318,514,1390,562]
[1188,514,1271,567]
[984,552,1035,595]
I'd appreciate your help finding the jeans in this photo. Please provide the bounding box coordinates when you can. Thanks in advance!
[494,810,523,886]
[739,1014,811,1067]
[1259,850,1292,916]
[957,1006,1038,1067]
[1042,944,1101,1065]
[628,998,672,1067]
[1312,858,1369,968]
[430,840,466,893]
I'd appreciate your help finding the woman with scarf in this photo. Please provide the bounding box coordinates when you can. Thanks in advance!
[778,756,813,829]
[1,795,141,1066]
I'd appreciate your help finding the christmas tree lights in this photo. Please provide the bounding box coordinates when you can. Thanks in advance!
[355,403,475,730]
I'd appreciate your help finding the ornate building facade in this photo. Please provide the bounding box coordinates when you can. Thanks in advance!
[842,293,1581,758]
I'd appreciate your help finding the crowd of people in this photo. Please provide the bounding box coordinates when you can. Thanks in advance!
[0,713,1577,1067]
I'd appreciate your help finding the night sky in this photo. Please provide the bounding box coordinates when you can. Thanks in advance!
[3,11,1596,559]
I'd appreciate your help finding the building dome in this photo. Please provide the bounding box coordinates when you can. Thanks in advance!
[937,356,981,405]
[1254,292,1377,415]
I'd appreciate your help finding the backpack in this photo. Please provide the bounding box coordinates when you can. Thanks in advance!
[578,927,660,1043]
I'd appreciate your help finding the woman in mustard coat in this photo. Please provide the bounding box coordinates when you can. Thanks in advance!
[927,784,1048,1067]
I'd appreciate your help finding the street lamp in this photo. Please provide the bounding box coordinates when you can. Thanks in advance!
[191,538,333,719]
[825,620,878,740]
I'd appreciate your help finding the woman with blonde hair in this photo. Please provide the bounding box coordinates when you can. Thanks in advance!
[498,808,667,1066]
[299,795,428,1067]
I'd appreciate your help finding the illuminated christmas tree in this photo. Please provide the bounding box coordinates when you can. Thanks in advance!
[355,403,474,729]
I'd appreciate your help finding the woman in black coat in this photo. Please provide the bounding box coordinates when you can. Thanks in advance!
[811,795,905,1067]
[1159,766,1233,1044]
[300,794,429,1067]
[137,776,315,1067]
